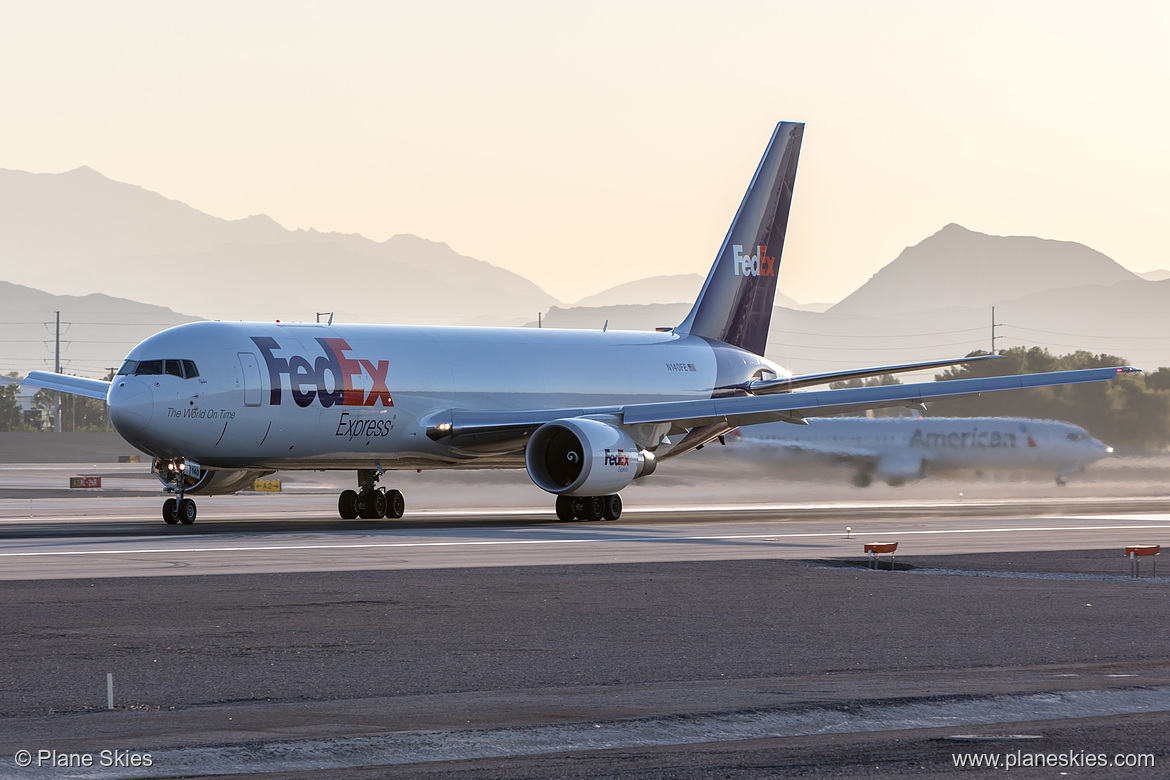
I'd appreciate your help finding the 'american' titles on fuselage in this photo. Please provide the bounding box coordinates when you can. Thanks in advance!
[733,416,1112,486]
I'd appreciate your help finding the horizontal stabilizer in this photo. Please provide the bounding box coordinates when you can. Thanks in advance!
[23,371,110,401]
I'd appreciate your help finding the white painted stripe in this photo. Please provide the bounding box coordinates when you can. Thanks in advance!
[0,523,1166,558]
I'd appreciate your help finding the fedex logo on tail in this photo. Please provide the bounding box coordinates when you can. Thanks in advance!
[251,336,393,409]
[732,244,776,277]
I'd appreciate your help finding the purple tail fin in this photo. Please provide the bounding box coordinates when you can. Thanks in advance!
[675,122,803,356]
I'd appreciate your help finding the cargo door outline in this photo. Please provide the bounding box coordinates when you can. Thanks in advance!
[238,352,263,407]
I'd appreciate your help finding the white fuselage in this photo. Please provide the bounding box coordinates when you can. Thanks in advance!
[734,416,1111,482]
[108,321,785,471]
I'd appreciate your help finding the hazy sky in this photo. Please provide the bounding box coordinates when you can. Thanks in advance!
[3,1,1168,304]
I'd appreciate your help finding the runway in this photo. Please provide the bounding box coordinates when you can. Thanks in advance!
[2,462,1169,777]
[2,507,1170,581]
[3,461,1170,582]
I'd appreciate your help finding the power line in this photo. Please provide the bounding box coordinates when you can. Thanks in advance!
[766,339,985,352]
[1004,324,1169,341]
[767,325,987,336]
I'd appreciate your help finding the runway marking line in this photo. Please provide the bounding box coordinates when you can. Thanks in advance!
[0,523,1167,559]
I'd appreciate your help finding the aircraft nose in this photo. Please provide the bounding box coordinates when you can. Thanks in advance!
[108,377,154,438]
[1090,437,1112,457]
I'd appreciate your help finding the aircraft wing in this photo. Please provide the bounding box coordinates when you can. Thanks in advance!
[429,366,1139,450]
[623,367,1139,428]
[747,354,1002,394]
[23,371,111,401]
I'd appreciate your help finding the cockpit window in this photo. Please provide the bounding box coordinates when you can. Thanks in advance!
[1067,431,1086,441]
[129,359,199,378]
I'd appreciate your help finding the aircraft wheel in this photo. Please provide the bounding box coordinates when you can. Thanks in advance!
[178,498,197,524]
[582,495,605,521]
[370,489,388,519]
[555,495,575,521]
[385,489,405,519]
[1055,475,1068,487]
[338,489,358,519]
[852,472,873,488]
[163,498,179,524]
[603,494,622,521]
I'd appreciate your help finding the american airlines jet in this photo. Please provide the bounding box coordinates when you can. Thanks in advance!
[25,122,1139,524]
[730,417,1112,487]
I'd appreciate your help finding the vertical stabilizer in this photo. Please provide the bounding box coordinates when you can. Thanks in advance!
[675,122,803,355]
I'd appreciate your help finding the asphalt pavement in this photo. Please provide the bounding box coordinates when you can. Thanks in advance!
[2,551,1167,778]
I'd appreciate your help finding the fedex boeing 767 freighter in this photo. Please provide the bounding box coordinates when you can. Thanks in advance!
[25,123,1140,524]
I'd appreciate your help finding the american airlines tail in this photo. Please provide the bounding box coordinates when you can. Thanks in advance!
[675,121,803,356]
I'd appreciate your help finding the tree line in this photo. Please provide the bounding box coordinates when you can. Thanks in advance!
[823,348,1164,452]
[0,372,113,432]
[928,347,1168,452]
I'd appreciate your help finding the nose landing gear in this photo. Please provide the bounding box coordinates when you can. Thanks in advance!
[163,496,197,524]
[338,469,405,520]
[155,457,198,525]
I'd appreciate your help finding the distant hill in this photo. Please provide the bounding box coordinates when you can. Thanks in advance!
[574,272,813,310]
[573,274,704,307]
[0,166,559,325]
[829,224,1140,316]
[1138,270,1170,282]
[534,303,692,332]
[0,281,199,378]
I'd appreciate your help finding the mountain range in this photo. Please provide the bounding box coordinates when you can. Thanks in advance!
[536,224,1170,374]
[0,166,557,326]
[0,280,196,378]
[828,223,1141,315]
[2,166,1168,378]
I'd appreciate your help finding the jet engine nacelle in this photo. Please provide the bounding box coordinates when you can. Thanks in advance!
[525,418,656,496]
[153,457,273,495]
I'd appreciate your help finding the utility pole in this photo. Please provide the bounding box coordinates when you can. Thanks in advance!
[990,306,1000,355]
[54,310,61,433]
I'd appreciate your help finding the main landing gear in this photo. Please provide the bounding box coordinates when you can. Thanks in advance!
[338,468,405,520]
[555,494,622,522]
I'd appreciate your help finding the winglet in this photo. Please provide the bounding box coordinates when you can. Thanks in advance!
[675,121,804,355]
